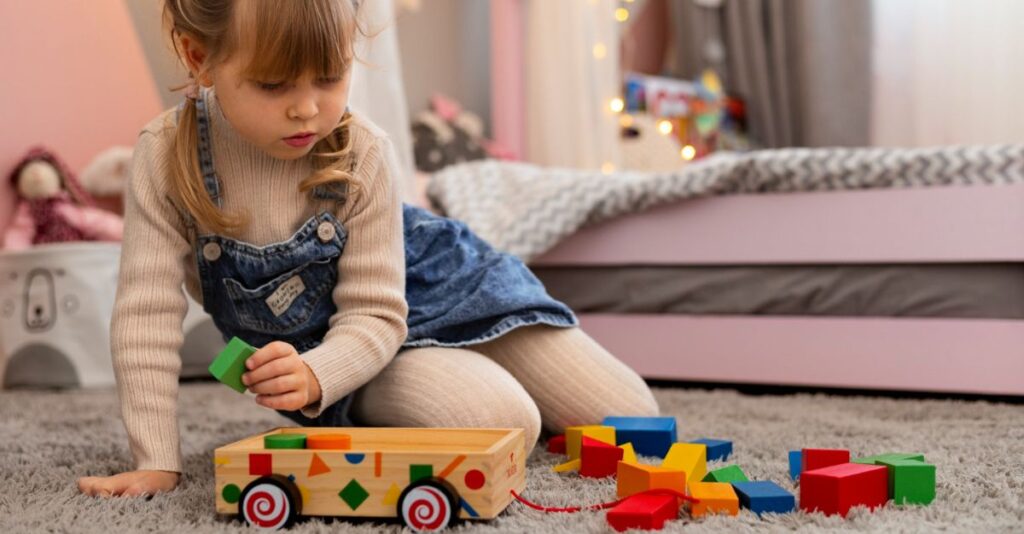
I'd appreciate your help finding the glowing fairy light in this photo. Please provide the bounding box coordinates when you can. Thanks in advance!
[619,114,634,127]
[593,43,607,59]
[657,120,673,135]
[615,7,630,22]
[609,97,625,113]
[680,145,697,161]
[601,162,615,174]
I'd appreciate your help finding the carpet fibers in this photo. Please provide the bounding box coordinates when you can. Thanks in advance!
[1,383,1022,533]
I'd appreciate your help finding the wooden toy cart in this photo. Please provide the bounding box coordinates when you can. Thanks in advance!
[214,427,526,531]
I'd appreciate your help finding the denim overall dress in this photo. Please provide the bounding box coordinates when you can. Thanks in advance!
[184,95,577,426]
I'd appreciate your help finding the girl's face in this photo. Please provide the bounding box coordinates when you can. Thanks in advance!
[210,58,351,160]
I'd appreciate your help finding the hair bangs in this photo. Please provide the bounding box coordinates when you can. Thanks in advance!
[233,0,355,83]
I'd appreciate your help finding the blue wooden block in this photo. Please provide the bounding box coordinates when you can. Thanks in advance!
[601,416,677,458]
[690,438,732,462]
[788,450,802,481]
[731,481,796,515]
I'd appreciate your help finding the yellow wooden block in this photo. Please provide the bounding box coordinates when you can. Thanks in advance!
[565,425,616,460]
[617,461,687,498]
[689,482,739,517]
[663,443,707,489]
[553,458,581,473]
[620,442,638,464]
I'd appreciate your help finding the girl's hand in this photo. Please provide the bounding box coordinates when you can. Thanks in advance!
[77,470,179,497]
[243,341,322,411]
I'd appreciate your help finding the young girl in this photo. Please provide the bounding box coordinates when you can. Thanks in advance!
[78,0,658,498]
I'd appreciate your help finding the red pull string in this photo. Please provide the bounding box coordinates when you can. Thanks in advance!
[511,488,699,513]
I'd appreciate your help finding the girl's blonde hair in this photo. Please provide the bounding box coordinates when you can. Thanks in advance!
[163,0,362,236]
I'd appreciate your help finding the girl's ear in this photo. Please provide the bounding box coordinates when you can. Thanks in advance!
[178,33,213,86]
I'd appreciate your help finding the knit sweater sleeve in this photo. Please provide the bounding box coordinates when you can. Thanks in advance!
[110,129,192,473]
[298,134,409,418]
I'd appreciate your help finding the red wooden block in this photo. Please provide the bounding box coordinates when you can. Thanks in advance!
[800,463,889,517]
[547,434,566,454]
[606,493,679,532]
[581,436,624,478]
[802,448,850,474]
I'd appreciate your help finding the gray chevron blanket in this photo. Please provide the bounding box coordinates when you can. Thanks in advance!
[426,145,1024,261]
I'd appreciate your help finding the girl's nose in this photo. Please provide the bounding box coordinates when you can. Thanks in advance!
[288,99,318,121]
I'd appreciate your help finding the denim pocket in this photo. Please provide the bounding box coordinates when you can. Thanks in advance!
[223,257,336,335]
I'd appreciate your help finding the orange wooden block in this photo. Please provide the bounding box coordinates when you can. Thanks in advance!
[617,461,687,498]
[689,482,739,518]
[307,434,352,450]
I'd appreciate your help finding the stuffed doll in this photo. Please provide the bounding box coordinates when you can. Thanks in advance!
[79,146,133,216]
[2,147,124,250]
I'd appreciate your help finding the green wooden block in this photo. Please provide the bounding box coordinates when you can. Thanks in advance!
[209,337,256,393]
[265,433,307,449]
[877,459,935,505]
[852,452,925,465]
[702,464,749,483]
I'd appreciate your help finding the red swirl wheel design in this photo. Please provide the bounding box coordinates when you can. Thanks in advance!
[239,475,301,530]
[398,479,459,532]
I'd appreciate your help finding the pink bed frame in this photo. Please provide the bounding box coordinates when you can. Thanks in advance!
[530,184,1024,396]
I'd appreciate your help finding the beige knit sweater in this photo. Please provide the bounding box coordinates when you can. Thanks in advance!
[112,87,408,473]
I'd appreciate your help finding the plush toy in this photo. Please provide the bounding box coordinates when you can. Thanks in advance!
[79,146,133,215]
[2,147,124,251]
[411,93,514,172]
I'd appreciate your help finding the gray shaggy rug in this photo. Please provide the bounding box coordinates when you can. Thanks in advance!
[1,382,1022,533]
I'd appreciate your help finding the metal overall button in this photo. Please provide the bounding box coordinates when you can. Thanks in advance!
[317,221,336,242]
[202,242,222,262]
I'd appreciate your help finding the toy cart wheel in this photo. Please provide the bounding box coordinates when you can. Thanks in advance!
[239,474,302,530]
[397,478,460,532]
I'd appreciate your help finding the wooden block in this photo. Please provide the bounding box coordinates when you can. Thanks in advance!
[565,425,616,461]
[663,443,707,489]
[606,493,680,532]
[852,452,925,465]
[788,450,802,480]
[689,438,732,462]
[877,459,935,505]
[620,442,638,464]
[265,433,306,449]
[731,481,796,515]
[800,463,889,517]
[547,434,566,454]
[306,433,351,450]
[689,482,739,517]
[802,448,850,474]
[603,416,677,458]
[617,462,686,498]
[580,436,624,478]
[702,465,748,483]
[208,337,256,393]
[553,458,581,473]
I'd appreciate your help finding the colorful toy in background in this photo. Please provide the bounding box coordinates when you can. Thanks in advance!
[3,147,124,250]
[214,427,526,531]
[411,94,514,173]
[621,69,751,164]
[531,416,935,531]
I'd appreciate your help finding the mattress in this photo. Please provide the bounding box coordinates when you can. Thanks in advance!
[532,264,1024,319]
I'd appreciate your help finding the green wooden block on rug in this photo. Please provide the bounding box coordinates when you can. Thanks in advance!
[877,459,936,505]
[852,452,925,465]
[209,337,256,393]
[702,465,749,483]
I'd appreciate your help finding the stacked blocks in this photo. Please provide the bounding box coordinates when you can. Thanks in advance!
[689,482,739,517]
[566,425,616,460]
[703,465,749,483]
[663,443,707,490]
[689,438,732,462]
[731,481,796,515]
[617,462,687,498]
[788,450,802,480]
[580,436,624,478]
[802,448,850,474]
[800,463,889,517]
[602,416,677,458]
[607,493,680,532]
[209,337,256,393]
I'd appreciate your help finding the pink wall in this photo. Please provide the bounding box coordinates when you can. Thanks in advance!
[0,1,163,233]
[490,0,525,160]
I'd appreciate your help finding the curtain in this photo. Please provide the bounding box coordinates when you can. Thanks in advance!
[668,0,872,148]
